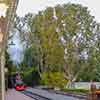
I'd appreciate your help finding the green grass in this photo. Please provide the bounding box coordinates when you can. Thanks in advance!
[62,88,89,94]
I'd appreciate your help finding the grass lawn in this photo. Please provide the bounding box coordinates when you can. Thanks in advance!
[62,88,89,94]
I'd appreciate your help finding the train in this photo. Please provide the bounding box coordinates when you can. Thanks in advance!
[15,79,27,91]
[15,72,27,91]
[7,72,27,91]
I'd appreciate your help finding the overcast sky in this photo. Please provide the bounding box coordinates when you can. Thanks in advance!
[17,0,100,22]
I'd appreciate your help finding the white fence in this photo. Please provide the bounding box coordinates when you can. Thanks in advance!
[73,82,100,89]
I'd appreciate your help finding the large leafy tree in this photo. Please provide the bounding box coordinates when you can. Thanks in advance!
[31,4,100,84]
[15,3,100,87]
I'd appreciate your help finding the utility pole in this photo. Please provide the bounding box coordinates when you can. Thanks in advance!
[0,1,19,100]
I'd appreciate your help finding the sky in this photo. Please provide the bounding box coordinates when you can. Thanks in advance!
[8,32,23,64]
[17,0,100,22]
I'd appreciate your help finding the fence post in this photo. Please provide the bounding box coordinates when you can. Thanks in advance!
[87,83,97,100]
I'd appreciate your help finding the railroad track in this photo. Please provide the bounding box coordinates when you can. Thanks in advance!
[21,90,52,100]
[46,89,87,99]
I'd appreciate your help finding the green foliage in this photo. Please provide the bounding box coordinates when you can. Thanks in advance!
[5,51,17,74]
[31,3,99,82]
[22,67,34,86]
[22,67,40,86]
[21,45,40,69]
[41,72,68,89]
[16,3,100,83]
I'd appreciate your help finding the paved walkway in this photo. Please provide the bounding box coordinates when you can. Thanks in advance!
[5,89,34,100]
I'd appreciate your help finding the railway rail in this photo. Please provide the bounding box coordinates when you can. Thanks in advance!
[21,90,52,100]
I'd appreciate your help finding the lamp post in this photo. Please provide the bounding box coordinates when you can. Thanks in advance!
[0,4,8,100]
[0,0,19,100]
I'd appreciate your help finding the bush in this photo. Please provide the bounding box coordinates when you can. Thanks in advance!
[22,67,40,86]
[41,72,68,89]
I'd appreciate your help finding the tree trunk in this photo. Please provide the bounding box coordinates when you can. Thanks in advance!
[67,79,75,88]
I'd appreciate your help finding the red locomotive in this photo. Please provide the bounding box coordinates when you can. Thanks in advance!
[15,73,27,91]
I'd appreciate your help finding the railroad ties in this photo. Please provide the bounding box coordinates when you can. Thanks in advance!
[21,90,52,100]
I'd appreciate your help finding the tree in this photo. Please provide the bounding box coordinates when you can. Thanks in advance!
[15,3,100,88]
[32,4,99,86]
[5,51,17,75]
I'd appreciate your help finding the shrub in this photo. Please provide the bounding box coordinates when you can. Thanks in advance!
[41,72,68,89]
[22,67,40,86]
